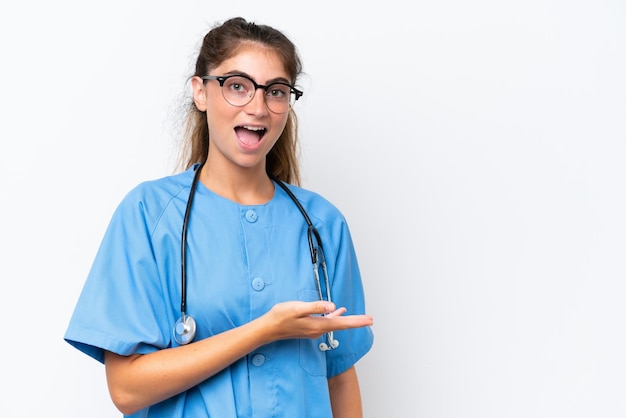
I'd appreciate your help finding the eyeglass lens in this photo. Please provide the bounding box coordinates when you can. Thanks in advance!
[221,76,295,113]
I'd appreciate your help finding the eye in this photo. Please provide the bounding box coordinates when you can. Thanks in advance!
[225,76,252,95]
[266,84,291,100]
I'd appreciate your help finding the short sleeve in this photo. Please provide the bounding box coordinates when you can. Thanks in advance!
[64,191,172,363]
[323,215,374,377]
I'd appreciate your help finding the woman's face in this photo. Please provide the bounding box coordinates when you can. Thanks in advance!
[192,43,291,176]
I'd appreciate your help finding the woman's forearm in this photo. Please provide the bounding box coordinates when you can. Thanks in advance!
[328,366,364,418]
[105,318,270,415]
[105,300,372,415]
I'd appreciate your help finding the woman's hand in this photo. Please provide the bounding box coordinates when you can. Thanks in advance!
[257,300,373,343]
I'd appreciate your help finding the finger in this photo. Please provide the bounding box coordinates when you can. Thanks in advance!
[307,301,336,315]
[321,314,374,331]
[324,307,347,318]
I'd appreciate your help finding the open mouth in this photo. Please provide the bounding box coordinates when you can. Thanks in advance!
[235,125,267,146]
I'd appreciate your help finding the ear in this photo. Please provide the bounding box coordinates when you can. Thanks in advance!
[191,76,208,111]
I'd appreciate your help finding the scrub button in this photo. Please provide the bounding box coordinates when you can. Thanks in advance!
[251,353,266,367]
[251,277,265,291]
[245,210,258,223]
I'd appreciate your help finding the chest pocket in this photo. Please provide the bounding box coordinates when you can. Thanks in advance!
[298,289,328,376]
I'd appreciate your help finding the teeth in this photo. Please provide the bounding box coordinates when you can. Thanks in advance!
[242,125,265,131]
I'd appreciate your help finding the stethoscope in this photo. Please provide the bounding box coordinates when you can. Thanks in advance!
[173,163,339,352]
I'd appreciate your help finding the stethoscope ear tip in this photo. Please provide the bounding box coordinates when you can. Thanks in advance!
[318,338,339,352]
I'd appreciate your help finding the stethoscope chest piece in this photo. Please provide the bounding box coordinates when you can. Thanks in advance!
[173,314,197,345]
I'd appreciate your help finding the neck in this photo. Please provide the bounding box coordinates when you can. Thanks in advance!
[200,162,274,205]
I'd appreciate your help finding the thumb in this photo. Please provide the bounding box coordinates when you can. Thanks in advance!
[311,301,336,315]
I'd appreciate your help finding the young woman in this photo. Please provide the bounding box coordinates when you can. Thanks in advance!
[65,17,374,417]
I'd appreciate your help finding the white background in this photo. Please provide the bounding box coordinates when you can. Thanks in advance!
[1,1,625,417]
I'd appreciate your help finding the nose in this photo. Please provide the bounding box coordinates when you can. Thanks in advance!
[245,88,269,116]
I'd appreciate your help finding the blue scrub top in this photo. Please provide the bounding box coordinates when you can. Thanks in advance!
[64,165,374,417]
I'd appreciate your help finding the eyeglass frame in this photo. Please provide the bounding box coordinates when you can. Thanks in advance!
[201,74,303,113]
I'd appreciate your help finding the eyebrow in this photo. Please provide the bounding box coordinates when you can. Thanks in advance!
[222,70,293,85]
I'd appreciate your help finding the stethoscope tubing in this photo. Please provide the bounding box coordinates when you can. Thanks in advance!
[175,163,338,351]
[179,162,203,318]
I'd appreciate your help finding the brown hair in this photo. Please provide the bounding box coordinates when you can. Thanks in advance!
[179,17,303,185]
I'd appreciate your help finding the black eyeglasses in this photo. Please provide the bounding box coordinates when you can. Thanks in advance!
[202,74,303,114]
